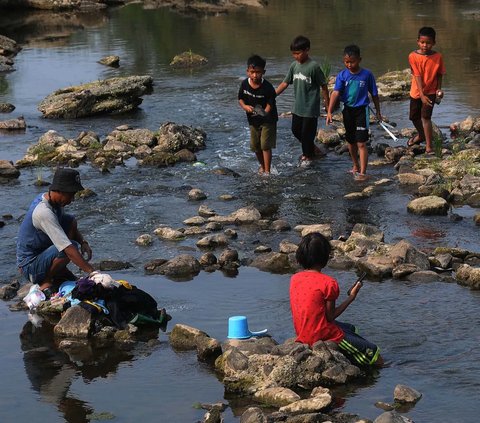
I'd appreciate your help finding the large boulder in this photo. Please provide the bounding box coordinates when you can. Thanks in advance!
[251,252,289,273]
[0,35,22,57]
[38,76,153,118]
[407,196,448,215]
[170,51,208,69]
[0,159,20,178]
[155,122,206,152]
[376,69,412,100]
[154,254,201,278]
[348,223,384,243]
[390,240,430,270]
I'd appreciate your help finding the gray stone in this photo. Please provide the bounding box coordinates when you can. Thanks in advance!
[143,258,168,272]
[254,246,272,254]
[393,384,422,404]
[226,348,249,371]
[170,324,209,350]
[184,226,208,236]
[0,284,18,299]
[175,148,196,162]
[327,255,355,270]
[475,212,480,226]
[200,252,217,266]
[189,188,207,201]
[196,336,222,362]
[254,387,301,407]
[390,240,430,270]
[54,305,92,338]
[392,264,419,279]
[156,122,206,152]
[183,215,206,226]
[229,206,262,223]
[251,252,289,273]
[0,117,25,130]
[154,227,186,240]
[197,234,228,248]
[349,223,384,243]
[206,221,223,231]
[270,219,291,231]
[406,270,439,282]
[199,204,216,217]
[240,407,268,423]
[38,76,154,118]
[156,254,201,277]
[279,239,298,254]
[17,283,33,300]
[279,393,332,414]
[433,253,452,269]
[170,51,208,69]
[0,159,20,178]
[99,259,132,271]
[224,228,238,238]
[373,412,414,423]
[295,224,333,240]
[219,250,239,266]
[321,364,348,384]
[135,234,153,246]
[99,55,119,67]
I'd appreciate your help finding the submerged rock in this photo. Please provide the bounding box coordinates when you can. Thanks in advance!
[407,196,449,215]
[0,103,15,113]
[0,117,26,130]
[38,75,153,118]
[0,159,20,178]
[393,384,422,404]
[99,55,120,68]
[170,51,208,69]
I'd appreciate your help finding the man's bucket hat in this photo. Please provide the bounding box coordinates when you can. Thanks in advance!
[227,316,268,339]
[50,168,84,193]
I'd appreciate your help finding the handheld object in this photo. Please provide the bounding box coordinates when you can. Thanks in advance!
[347,271,367,296]
[368,106,398,142]
[254,104,267,116]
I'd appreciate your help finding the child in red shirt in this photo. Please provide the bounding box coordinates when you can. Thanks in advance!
[407,26,446,155]
[290,232,384,366]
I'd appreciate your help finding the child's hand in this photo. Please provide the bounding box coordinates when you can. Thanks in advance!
[436,90,444,99]
[420,95,433,106]
[326,113,333,125]
[376,111,382,122]
[349,281,363,298]
[244,105,255,114]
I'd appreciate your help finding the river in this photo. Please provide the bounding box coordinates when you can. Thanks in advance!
[1,1,480,422]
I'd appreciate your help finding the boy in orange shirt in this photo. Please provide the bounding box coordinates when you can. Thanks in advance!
[407,26,446,154]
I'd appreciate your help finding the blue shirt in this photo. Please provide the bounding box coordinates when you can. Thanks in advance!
[333,68,378,108]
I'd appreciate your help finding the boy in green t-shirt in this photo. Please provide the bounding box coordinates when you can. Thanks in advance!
[276,35,330,167]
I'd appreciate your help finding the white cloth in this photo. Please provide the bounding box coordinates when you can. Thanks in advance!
[89,271,121,289]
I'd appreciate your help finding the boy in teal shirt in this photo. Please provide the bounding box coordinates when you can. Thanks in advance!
[276,35,330,167]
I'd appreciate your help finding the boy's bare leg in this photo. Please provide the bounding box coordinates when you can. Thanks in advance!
[357,142,368,175]
[422,118,433,152]
[348,143,360,173]
[255,151,266,173]
[411,119,426,142]
[263,150,272,173]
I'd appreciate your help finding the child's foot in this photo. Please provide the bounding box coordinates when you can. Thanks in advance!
[299,158,313,168]
[425,150,435,156]
[355,173,370,181]
[407,136,425,147]
[349,168,359,173]
[258,166,265,173]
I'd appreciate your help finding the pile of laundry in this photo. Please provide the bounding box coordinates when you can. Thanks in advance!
[26,271,171,330]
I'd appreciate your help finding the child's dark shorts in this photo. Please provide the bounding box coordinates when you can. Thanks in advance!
[342,105,369,144]
[409,94,436,121]
[335,320,381,365]
[250,123,277,152]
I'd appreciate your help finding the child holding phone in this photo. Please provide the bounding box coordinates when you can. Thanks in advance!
[290,232,384,366]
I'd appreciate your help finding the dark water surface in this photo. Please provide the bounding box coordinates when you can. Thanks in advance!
[1,1,480,422]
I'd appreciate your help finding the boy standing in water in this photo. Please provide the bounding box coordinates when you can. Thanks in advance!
[276,35,330,167]
[326,45,381,180]
[407,27,445,155]
[238,55,278,174]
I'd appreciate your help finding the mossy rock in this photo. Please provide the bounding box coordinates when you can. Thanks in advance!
[170,52,208,69]
[139,152,179,167]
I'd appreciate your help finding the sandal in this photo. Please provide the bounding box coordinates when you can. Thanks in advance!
[425,150,436,156]
[407,136,425,147]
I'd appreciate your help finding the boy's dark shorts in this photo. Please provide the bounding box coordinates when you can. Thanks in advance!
[409,95,436,121]
[335,320,381,365]
[250,123,277,152]
[342,105,369,144]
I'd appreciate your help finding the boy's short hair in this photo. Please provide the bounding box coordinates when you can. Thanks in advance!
[290,35,310,51]
[296,232,332,269]
[418,26,436,40]
[344,45,361,58]
[247,55,266,69]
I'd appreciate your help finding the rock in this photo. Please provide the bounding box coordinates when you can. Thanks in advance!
[200,252,217,266]
[38,76,154,118]
[0,283,18,299]
[154,227,186,240]
[206,221,223,231]
[17,283,33,300]
[213,166,241,177]
[135,234,153,246]
[393,384,422,404]
[104,139,132,153]
[295,224,333,240]
[229,206,262,223]
[196,336,223,362]
[0,55,14,72]
[373,411,414,423]
[191,203,215,218]
[184,226,208,236]
[385,146,407,163]
[0,117,25,130]
[134,145,152,159]
[99,259,132,271]
[279,393,332,414]
[183,215,206,226]
[54,305,92,338]
[0,159,20,178]
[189,188,207,201]
[432,253,452,269]
[317,128,341,146]
[224,228,238,238]
[327,255,355,270]
[270,219,291,231]
[433,247,472,259]
[170,51,208,69]
[202,409,222,423]
[251,252,289,273]
[450,116,480,137]
[98,55,120,67]
[218,250,239,266]
[156,122,206,152]
[376,69,411,100]
[406,270,439,282]
[392,264,419,279]
[170,323,209,350]
[466,193,480,207]
[474,212,480,226]
[220,194,235,200]
[240,407,268,423]
[407,196,449,215]
[397,172,426,185]
[155,254,201,277]
[279,239,298,254]
[254,387,301,407]
[357,255,394,278]
[349,223,384,243]
[0,103,15,113]
[197,234,228,248]
[143,258,168,272]
[0,35,22,58]
[254,246,272,254]
[175,148,196,162]
[390,240,430,270]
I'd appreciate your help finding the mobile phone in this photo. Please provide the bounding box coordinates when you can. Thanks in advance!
[347,271,367,296]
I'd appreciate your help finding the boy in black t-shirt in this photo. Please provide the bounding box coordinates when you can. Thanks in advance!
[238,55,278,174]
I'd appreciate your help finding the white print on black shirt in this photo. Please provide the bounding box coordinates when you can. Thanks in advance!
[243,90,265,99]
[293,73,311,84]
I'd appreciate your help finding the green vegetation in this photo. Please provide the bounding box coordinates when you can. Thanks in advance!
[451,137,466,155]
[321,56,332,80]
[433,133,443,158]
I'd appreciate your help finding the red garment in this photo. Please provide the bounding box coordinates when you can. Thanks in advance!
[409,50,446,98]
[290,271,344,345]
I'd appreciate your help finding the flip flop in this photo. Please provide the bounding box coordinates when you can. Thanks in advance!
[425,150,436,156]
[407,137,425,147]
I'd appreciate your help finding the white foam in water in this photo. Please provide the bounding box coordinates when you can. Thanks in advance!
[269,166,279,176]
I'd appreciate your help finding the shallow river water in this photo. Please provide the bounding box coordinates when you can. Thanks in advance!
[1,1,480,422]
